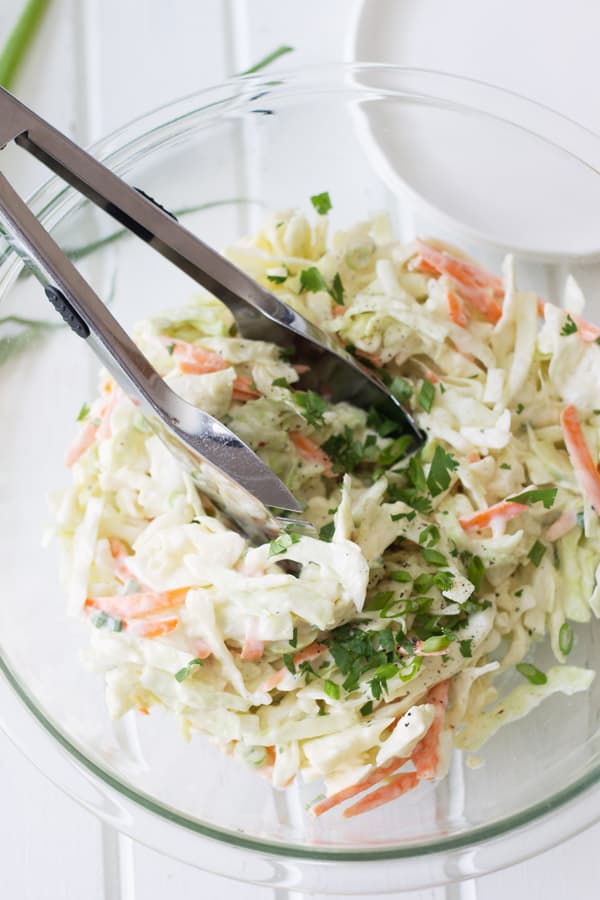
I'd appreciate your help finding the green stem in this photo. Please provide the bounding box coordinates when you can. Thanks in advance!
[237,45,294,76]
[0,0,51,89]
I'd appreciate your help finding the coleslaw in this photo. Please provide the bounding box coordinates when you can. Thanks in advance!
[50,197,599,817]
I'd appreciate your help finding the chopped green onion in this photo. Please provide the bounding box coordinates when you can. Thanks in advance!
[323,679,340,700]
[559,622,574,656]
[272,376,290,387]
[418,379,435,412]
[389,375,412,403]
[175,658,204,683]
[421,548,447,567]
[360,700,373,716]
[390,570,412,583]
[283,654,296,674]
[516,662,547,685]
[269,532,301,556]
[560,314,578,336]
[419,635,451,653]
[92,611,122,633]
[76,402,90,422]
[528,540,546,567]
[290,627,298,649]
[419,524,440,547]
[427,445,459,496]
[318,521,335,542]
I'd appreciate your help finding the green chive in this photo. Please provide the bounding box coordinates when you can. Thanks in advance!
[237,44,294,76]
[559,622,574,656]
[459,639,473,658]
[174,658,204,683]
[310,191,332,215]
[421,548,447,567]
[516,662,547,685]
[323,679,340,700]
[528,540,546,567]
[418,379,435,412]
[0,0,50,90]
[419,635,451,653]
[76,402,90,422]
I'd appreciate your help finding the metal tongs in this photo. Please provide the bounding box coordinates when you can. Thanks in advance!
[0,88,422,543]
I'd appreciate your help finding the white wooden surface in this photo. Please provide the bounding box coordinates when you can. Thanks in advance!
[1,1,599,897]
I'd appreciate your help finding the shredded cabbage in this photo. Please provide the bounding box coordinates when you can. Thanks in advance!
[50,206,599,816]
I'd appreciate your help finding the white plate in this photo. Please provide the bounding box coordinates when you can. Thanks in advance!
[346,1,600,259]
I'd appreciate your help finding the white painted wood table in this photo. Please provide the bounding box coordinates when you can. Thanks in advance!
[1,1,599,897]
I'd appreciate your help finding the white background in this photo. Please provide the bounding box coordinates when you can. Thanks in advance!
[1,1,599,897]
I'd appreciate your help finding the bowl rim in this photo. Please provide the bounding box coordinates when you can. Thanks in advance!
[1,61,599,865]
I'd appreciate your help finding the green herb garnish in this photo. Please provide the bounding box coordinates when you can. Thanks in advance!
[390,376,413,403]
[267,267,289,284]
[421,548,447,567]
[390,570,412,583]
[507,488,557,510]
[516,662,547,685]
[459,639,473,658]
[76,402,90,422]
[330,272,344,305]
[318,521,335,542]
[419,635,451,653]
[560,314,578,336]
[92,611,123,633]
[175,658,204,682]
[310,191,332,215]
[269,532,301,556]
[427,445,459,496]
[272,376,290,387]
[467,555,485,591]
[290,627,298,649]
[360,700,373,716]
[293,390,327,427]
[283,653,296,674]
[559,622,574,656]
[528,540,546,567]
[418,379,435,412]
[323,679,340,700]
[419,524,440,548]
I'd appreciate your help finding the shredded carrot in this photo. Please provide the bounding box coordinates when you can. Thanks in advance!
[446,289,469,328]
[458,500,528,532]
[96,393,117,441]
[467,451,480,463]
[85,587,190,619]
[232,374,261,402]
[108,537,137,584]
[343,771,420,818]
[312,755,411,817]
[412,256,440,276]
[412,680,449,780]
[354,348,382,367]
[536,297,547,317]
[546,509,578,542]
[289,432,334,475]
[64,420,98,467]
[129,618,179,639]
[194,638,213,660]
[561,405,600,512]
[415,239,503,324]
[169,339,229,375]
[240,619,265,661]
[137,706,150,715]
[264,746,276,766]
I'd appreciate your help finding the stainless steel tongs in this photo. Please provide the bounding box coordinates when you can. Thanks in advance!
[0,87,422,543]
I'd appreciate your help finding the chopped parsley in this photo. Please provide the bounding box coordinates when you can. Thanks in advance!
[318,521,335,542]
[378,434,413,468]
[467,555,486,591]
[279,347,295,362]
[321,427,378,473]
[299,266,345,306]
[330,272,344,306]
[269,532,301,557]
[507,488,557,509]
[290,627,298,649]
[360,700,373,716]
[500,463,512,470]
[166,342,175,355]
[174,658,204,683]
[427,445,459,496]
[76,402,90,422]
[516,662,547,685]
[272,376,290,387]
[283,653,296,674]
[560,314,578,336]
[527,540,546,567]
[310,191,332,215]
[459,639,473,658]
[559,622,574,656]
[418,379,435,412]
[366,406,398,437]
[516,403,525,414]
[293,390,328,427]
[300,266,329,294]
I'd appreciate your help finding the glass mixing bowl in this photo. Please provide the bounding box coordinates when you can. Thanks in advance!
[1,65,600,894]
